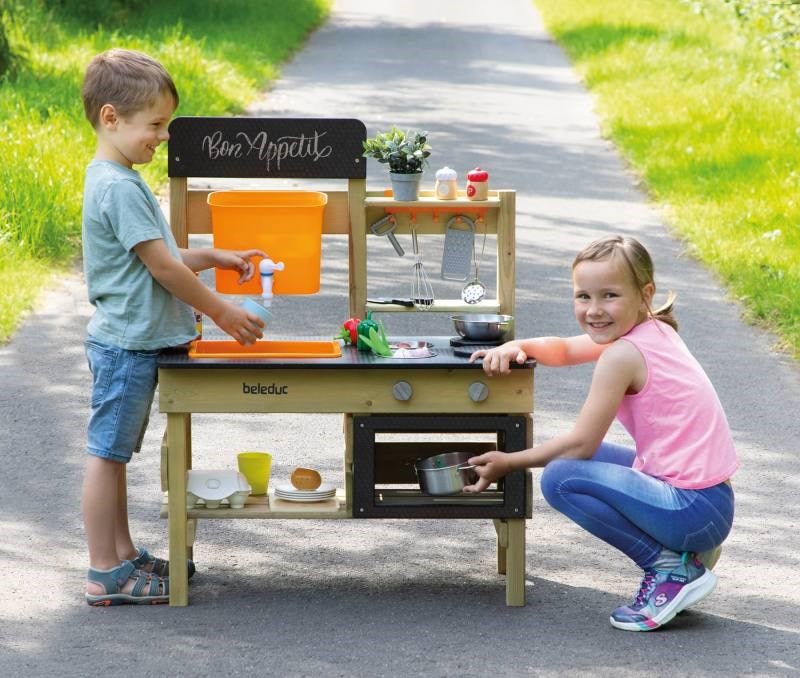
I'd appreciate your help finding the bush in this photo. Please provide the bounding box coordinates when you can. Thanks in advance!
[689,0,800,73]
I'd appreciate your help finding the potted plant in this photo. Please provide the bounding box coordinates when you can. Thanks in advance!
[362,127,432,201]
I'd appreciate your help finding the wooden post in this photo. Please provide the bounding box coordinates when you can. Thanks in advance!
[347,178,367,318]
[496,190,516,322]
[169,177,189,247]
[505,518,526,606]
[167,412,189,606]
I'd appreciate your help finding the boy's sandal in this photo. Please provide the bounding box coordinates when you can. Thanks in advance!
[85,560,169,606]
[131,546,195,579]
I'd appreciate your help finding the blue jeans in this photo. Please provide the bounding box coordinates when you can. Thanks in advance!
[85,337,160,464]
[540,442,734,569]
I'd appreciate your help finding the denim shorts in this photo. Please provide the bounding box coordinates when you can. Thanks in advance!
[85,337,161,464]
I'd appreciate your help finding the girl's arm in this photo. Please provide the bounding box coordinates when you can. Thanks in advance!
[464,339,641,492]
[180,248,266,283]
[470,333,607,375]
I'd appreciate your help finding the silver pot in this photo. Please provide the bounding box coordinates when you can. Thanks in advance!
[415,451,479,495]
[451,314,513,342]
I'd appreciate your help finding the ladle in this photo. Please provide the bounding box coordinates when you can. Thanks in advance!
[461,217,487,304]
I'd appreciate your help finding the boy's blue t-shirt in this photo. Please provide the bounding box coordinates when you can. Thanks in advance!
[82,159,196,350]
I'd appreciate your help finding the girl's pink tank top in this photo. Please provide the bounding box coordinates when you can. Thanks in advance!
[616,319,739,489]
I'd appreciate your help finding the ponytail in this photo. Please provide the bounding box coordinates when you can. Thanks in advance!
[650,290,678,332]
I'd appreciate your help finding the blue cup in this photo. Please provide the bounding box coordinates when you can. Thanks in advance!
[241,298,272,328]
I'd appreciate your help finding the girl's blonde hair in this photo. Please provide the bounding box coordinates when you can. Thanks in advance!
[572,235,678,331]
[81,48,179,128]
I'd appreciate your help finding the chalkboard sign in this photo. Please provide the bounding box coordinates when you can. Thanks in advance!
[168,117,367,179]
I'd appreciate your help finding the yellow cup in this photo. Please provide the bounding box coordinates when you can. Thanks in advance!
[237,452,272,496]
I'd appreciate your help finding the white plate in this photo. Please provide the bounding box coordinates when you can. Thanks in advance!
[275,491,335,500]
[275,487,335,495]
[276,482,335,495]
[275,492,335,499]
[273,493,337,503]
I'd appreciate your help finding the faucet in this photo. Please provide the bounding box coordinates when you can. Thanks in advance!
[259,257,285,308]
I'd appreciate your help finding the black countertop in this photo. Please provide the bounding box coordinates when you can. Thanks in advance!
[158,337,536,370]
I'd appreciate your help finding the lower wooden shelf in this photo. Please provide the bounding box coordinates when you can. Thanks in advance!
[160,491,351,519]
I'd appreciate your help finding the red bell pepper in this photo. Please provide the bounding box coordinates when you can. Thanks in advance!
[334,317,361,344]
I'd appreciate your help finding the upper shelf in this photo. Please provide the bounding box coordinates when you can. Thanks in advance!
[364,192,501,209]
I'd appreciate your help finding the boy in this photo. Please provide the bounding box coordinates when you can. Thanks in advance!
[80,48,264,605]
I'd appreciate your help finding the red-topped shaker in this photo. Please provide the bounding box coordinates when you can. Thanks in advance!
[466,167,489,201]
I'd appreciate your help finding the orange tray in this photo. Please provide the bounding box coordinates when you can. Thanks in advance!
[188,340,342,359]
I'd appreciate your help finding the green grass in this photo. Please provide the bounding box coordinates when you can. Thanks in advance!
[0,0,330,342]
[534,0,800,358]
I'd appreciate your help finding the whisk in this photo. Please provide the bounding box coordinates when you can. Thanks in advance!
[410,223,434,310]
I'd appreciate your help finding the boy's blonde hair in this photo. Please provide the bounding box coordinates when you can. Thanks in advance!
[573,235,678,331]
[81,48,178,128]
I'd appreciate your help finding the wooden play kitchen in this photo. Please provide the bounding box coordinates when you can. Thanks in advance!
[158,117,535,606]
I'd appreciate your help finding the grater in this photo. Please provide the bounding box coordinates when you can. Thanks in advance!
[440,215,475,281]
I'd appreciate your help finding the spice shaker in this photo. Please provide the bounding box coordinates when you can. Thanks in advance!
[466,167,489,201]
[434,166,458,200]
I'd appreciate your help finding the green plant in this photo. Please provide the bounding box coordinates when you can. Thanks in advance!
[686,0,800,75]
[362,127,431,174]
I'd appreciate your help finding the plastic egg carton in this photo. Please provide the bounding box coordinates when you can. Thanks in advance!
[186,470,251,509]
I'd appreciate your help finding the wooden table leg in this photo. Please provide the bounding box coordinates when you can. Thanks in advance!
[505,518,526,606]
[167,412,189,606]
[186,519,196,562]
[184,415,193,562]
[493,518,508,574]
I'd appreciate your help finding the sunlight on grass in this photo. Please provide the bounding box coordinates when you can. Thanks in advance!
[0,246,49,342]
[0,0,330,343]
[535,0,799,357]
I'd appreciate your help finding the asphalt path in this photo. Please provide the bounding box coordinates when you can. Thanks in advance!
[2,1,799,675]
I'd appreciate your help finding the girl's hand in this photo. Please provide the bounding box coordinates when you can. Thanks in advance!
[462,451,513,493]
[215,249,268,284]
[469,341,527,376]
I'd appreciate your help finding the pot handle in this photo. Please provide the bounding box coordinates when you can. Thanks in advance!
[456,463,476,471]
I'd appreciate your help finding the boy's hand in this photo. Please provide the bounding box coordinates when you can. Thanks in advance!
[213,301,264,345]
[462,451,512,493]
[215,249,268,284]
[469,342,527,376]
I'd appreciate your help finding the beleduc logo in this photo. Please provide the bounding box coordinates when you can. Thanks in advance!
[242,382,289,396]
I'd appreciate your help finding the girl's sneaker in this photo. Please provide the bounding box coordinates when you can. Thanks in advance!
[610,553,717,631]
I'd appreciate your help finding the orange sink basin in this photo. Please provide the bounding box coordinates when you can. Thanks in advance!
[188,340,342,359]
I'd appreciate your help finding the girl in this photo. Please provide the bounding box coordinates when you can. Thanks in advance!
[466,235,737,631]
